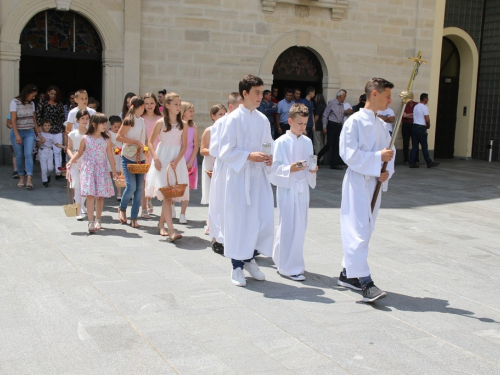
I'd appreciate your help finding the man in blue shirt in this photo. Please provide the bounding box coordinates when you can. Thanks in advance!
[297,86,316,139]
[276,88,295,139]
[257,90,278,138]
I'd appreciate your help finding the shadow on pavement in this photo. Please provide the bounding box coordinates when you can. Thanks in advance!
[369,292,500,323]
[245,279,335,304]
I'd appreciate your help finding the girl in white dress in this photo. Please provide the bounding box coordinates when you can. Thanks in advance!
[145,92,189,241]
[107,116,123,200]
[200,104,226,234]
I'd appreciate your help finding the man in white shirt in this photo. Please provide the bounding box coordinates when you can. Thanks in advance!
[377,105,395,135]
[410,93,439,168]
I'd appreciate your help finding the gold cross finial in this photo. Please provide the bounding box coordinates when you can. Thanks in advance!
[406,51,427,93]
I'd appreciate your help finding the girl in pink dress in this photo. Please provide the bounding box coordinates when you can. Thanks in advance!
[176,101,199,224]
[141,92,162,218]
[66,113,117,233]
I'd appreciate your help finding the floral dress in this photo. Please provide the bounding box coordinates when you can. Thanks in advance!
[80,135,115,197]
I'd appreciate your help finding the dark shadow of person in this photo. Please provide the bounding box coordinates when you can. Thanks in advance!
[71,228,141,238]
[168,236,212,250]
[368,292,499,323]
[244,280,335,304]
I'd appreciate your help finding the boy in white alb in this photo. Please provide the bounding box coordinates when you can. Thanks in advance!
[218,75,274,287]
[337,78,395,303]
[37,119,65,187]
[65,89,96,133]
[271,104,317,281]
[208,92,243,254]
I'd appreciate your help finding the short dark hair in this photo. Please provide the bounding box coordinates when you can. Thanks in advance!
[294,88,301,93]
[158,89,167,95]
[76,109,90,120]
[263,90,271,96]
[109,115,122,125]
[364,78,394,99]
[40,117,51,125]
[306,86,315,96]
[285,88,294,95]
[420,93,428,101]
[360,94,367,102]
[239,75,264,97]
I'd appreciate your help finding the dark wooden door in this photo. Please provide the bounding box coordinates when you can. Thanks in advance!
[435,76,459,159]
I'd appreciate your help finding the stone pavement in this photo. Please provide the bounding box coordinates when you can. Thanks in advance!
[1,159,500,374]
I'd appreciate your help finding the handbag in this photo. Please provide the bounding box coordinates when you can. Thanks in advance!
[159,164,188,199]
[63,178,80,217]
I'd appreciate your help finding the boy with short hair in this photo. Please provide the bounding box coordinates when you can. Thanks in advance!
[65,89,96,134]
[271,103,317,281]
[37,118,65,187]
[218,75,274,286]
[337,77,395,303]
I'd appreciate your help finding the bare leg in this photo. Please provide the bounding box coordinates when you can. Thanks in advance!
[86,196,95,222]
[96,197,104,220]
[181,200,189,215]
[161,198,174,230]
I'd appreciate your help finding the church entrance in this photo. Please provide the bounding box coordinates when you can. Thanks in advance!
[435,37,460,159]
[272,47,323,100]
[19,10,102,107]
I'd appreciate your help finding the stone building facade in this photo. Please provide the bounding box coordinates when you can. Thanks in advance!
[1,0,461,162]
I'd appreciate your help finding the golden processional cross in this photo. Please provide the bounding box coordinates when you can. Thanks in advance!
[371,51,428,212]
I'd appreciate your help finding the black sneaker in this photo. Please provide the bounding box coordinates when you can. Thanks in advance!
[337,272,362,290]
[211,241,224,255]
[47,175,51,184]
[427,162,440,168]
[13,171,19,179]
[42,182,49,188]
[362,282,387,303]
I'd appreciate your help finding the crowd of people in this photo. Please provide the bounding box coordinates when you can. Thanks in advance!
[6,75,439,303]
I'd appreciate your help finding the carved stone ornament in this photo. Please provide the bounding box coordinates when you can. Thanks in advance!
[55,0,72,11]
[262,0,348,21]
[295,5,310,18]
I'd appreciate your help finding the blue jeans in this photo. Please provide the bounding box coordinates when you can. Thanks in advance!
[10,129,35,176]
[120,157,145,219]
[410,124,432,165]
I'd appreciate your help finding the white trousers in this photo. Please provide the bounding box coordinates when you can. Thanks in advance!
[39,148,54,182]
[53,133,63,171]
[70,165,87,214]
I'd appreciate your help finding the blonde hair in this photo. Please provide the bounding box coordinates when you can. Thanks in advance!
[181,101,195,127]
[163,92,183,132]
[288,103,309,120]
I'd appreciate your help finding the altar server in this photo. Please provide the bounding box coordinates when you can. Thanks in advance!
[208,92,242,254]
[271,104,317,281]
[337,77,395,303]
[218,75,274,287]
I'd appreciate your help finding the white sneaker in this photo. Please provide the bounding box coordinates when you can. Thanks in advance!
[172,203,176,218]
[179,214,187,224]
[279,272,305,281]
[243,259,266,281]
[76,213,86,221]
[231,268,246,286]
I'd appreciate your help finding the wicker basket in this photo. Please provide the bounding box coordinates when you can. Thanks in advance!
[114,175,127,188]
[159,164,187,199]
[127,149,150,174]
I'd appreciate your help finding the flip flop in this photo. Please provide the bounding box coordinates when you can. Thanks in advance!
[118,208,127,224]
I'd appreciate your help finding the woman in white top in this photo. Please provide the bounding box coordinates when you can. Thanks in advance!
[116,96,148,228]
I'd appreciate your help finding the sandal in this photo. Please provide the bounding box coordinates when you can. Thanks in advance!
[26,177,33,190]
[17,180,25,188]
[147,199,154,214]
[95,220,102,230]
[118,208,127,224]
[168,228,182,242]
[88,222,96,233]
[204,225,210,235]
[130,219,140,228]
[141,209,151,219]
[158,223,168,237]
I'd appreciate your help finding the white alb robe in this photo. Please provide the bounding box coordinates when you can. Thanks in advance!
[218,106,274,260]
[208,115,228,243]
[339,108,395,278]
[271,132,316,276]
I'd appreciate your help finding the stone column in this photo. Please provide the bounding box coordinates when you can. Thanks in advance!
[123,0,141,95]
[102,50,124,115]
[0,42,21,163]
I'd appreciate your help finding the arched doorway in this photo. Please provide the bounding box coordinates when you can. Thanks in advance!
[272,47,323,99]
[19,9,102,107]
[435,37,460,159]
